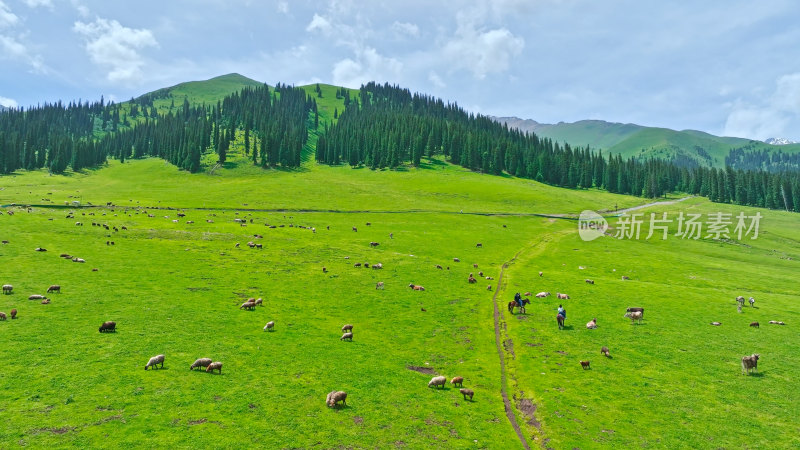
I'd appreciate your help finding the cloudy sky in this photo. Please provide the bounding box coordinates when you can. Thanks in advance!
[1,0,799,140]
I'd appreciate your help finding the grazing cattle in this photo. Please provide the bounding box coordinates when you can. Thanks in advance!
[741,354,760,375]
[28,294,45,300]
[580,360,591,369]
[473,264,479,269]
[624,311,643,324]
[736,296,745,307]
[524,292,531,297]
[408,284,425,291]
[468,276,477,284]
[10,309,16,319]
[60,253,71,258]
[352,227,357,232]
[1,240,8,244]
[73,258,85,263]
[35,247,47,252]
[354,263,362,267]
[41,298,51,304]
[459,388,474,401]
[486,276,494,280]
[710,322,722,326]
[453,258,460,262]
[75,222,83,226]
[750,322,759,328]
[557,293,570,300]
[487,285,492,291]
[370,242,379,247]
[626,307,644,314]
[372,263,383,269]
[322,267,328,273]
[435,264,443,269]
[476,243,482,248]
[535,292,551,298]
[376,282,384,289]
[586,318,598,329]
[478,271,483,277]
[98,321,116,332]
[47,285,61,294]
[2,284,12,294]
[585,279,594,285]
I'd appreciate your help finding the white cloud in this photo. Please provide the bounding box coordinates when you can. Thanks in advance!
[22,0,53,9]
[306,13,331,33]
[332,47,402,87]
[428,71,445,88]
[70,0,89,17]
[276,1,288,14]
[723,73,800,140]
[73,18,158,85]
[0,1,19,28]
[442,22,524,79]
[391,21,419,38]
[0,95,17,107]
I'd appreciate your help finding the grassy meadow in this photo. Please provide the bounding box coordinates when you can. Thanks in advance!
[1,152,798,448]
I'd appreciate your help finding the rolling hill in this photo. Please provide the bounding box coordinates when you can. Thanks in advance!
[493,116,800,167]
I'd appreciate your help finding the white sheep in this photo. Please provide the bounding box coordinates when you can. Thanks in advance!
[264,321,275,332]
[428,376,446,389]
[145,354,165,370]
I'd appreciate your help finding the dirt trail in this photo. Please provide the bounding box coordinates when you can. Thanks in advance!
[609,195,694,215]
[491,248,532,450]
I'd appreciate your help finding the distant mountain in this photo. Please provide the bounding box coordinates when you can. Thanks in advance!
[765,137,797,145]
[492,116,800,168]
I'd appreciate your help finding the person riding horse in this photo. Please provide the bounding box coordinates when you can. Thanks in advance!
[515,292,523,308]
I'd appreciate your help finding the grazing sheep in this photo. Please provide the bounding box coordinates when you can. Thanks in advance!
[322,267,327,273]
[28,294,45,300]
[372,263,383,269]
[340,332,353,341]
[741,354,760,375]
[621,275,630,280]
[10,309,16,319]
[92,268,98,272]
[354,263,362,267]
[73,258,85,263]
[473,264,479,269]
[206,362,223,374]
[585,279,594,285]
[580,360,591,369]
[376,282,384,289]
[1,240,8,244]
[750,322,760,328]
[460,388,474,400]
[535,292,551,298]
[98,321,116,332]
[428,376,447,389]
[468,276,477,284]
[450,376,464,387]
[35,247,47,252]
[710,322,722,326]
[352,227,357,232]
[47,285,61,293]
[435,264,443,269]
[60,253,71,258]
[264,321,275,331]
[41,298,50,304]
[190,358,213,370]
[408,284,425,291]
[626,307,644,315]
[768,320,785,325]
[601,346,610,357]
[478,271,484,277]
[2,284,11,294]
[255,243,262,249]
[624,311,643,324]
[749,297,755,307]
[539,271,543,277]
[253,298,263,307]
[0,312,5,320]
[342,324,353,333]
[453,258,460,262]
[736,296,745,306]
[524,292,531,296]
[145,354,165,370]
[586,318,598,329]
[240,301,256,310]
[327,391,347,407]
[557,293,570,300]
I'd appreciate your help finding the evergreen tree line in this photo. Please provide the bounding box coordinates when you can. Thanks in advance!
[726,146,800,173]
[317,82,800,212]
[0,83,312,174]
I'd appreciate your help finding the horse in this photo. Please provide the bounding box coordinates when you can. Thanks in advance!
[557,313,565,330]
[508,298,530,314]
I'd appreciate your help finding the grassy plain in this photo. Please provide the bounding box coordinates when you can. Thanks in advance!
[1,151,798,448]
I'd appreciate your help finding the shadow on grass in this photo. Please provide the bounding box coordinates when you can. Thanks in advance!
[560,325,574,331]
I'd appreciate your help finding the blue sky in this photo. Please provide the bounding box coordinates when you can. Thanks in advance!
[1,0,799,140]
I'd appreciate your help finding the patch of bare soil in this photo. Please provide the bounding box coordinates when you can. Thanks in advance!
[517,397,541,430]
[407,365,435,375]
